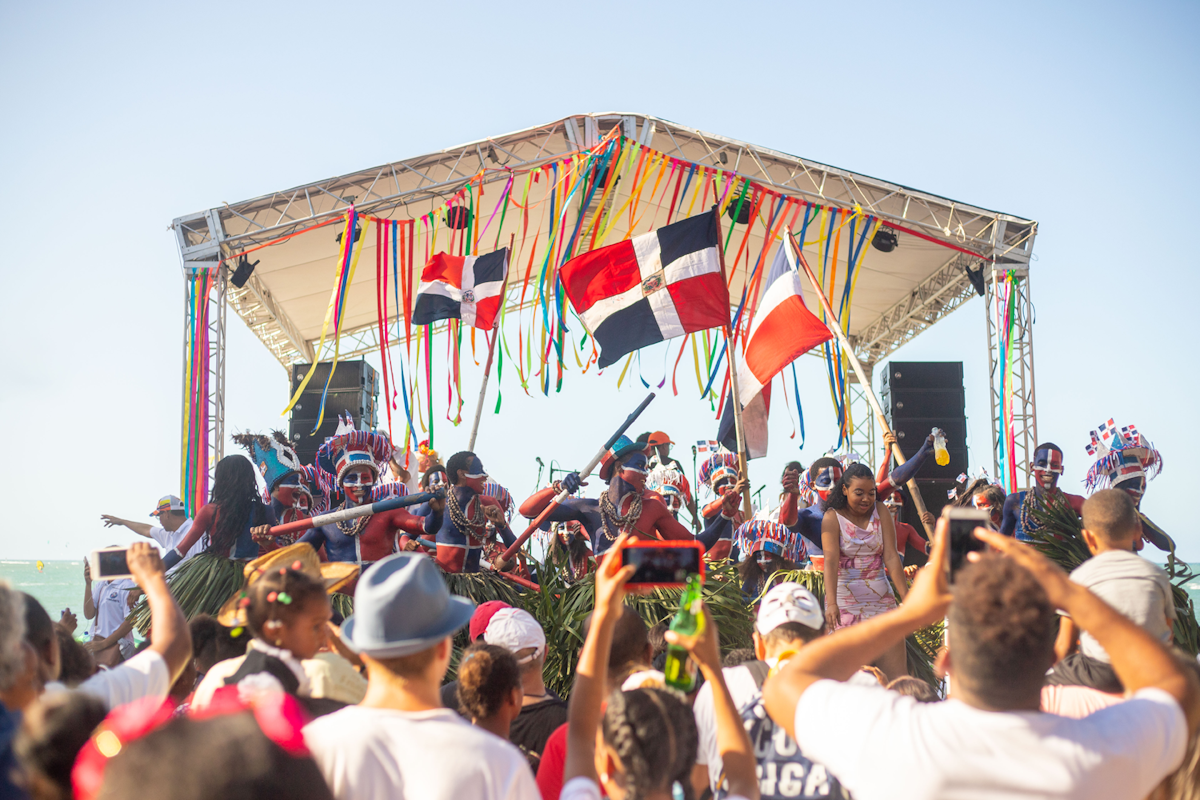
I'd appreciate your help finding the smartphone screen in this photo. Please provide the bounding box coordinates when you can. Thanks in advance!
[946,514,989,582]
[96,549,131,578]
[621,544,701,586]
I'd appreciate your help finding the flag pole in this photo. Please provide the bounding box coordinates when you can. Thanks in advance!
[787,228,936,538]
[713,207,755,520]
[467,235,513,452]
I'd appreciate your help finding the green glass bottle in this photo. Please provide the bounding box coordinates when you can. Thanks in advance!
[662,574,705,692]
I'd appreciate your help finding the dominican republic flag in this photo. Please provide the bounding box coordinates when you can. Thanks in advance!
[718,230,833,459]
[560,209,729,368]
[695,440,720,455]
[413,248,508,330]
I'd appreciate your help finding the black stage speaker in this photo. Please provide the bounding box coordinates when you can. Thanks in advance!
[288,360,379,465]
[882,361,968,560]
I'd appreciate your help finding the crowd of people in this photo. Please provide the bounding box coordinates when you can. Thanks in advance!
[0,417,1192,799]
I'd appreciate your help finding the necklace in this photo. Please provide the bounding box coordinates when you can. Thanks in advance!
[599,489,643,542]
[447,488,485,535]
[335,504,370,538]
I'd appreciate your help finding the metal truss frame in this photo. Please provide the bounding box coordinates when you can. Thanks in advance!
[171,113,1040,491]
[984,257,1038,491]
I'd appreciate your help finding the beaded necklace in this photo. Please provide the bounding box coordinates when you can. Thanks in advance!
[447,487,485,536]
[335,503,370,538]
[599,489,643,542]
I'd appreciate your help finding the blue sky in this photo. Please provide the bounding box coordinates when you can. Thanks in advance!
[1,0,1196,561]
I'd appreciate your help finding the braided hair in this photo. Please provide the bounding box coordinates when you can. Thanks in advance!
[824,462,875,511]
[243,567,327,643]
[209,455,267,556]
[602,687,699,800]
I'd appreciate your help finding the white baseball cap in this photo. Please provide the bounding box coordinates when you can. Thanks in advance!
[755,582,823,635]
[483,607,546,664]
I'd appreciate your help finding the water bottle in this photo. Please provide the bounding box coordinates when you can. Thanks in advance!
[933,427,950,467]
[663,574,705,693]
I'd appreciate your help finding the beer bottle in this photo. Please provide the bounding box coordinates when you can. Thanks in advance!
[663,574,705,692]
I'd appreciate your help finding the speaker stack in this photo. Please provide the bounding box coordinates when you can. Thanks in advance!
[288,360,379,466]
[881,361,969,555]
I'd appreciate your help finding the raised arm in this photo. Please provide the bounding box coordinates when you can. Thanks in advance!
[880,434,933,496]
[564,533,636,785]
[978,529,1200,732]
[765,520,952,737]
[83,561,97,621]
[100,515,153,538]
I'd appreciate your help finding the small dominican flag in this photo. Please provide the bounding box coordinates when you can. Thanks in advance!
[1098,418,1116,442]
[413,248,508,330]
[695,440,720,455]
[560,209,730,368]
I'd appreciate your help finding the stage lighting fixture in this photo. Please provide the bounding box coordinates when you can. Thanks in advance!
[487,145,499,164]
[335,224,362,246]
[726,199,751,225]
[445,206,472,230]
[230,255,259,288]
[718,151,728,165]
[965,262,987,297]
[872,226,898,253]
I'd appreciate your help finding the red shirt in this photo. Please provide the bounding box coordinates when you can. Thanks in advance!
[536,723,569,800]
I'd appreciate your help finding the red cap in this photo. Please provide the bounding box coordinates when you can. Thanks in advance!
[647,431,673,446]
[469,600,512,641]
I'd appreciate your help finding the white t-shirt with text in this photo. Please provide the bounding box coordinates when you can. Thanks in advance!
[304,705,539,800]
[90,579,136,646]
[694,663,768,790]
[792,679,1186,800]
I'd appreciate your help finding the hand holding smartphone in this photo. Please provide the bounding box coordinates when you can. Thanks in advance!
[88,547,133,581]
[942,507,990,583]
[620,540,704,588]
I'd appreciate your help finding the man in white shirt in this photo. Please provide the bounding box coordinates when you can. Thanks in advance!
[693,582,842,799]
[304,552,539,800]
[763,519,1200,800]
[101,495,204,572]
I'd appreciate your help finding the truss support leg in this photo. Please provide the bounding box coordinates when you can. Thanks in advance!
[847,364,878,470]
[985,266,1038,492]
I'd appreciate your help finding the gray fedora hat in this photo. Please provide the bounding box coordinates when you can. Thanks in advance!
[341,553,475,657]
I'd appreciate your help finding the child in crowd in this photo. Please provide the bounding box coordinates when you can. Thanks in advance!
[456,643,524,740]
[562,530,760,800]
[220,565,332,702]
[1048,489,1176,693]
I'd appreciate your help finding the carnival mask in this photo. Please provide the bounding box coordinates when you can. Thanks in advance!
[460,456,488,494]
[710,466,738,496]
[618,453,649,492]
[273,481,312,513]
[1114,474,1147,506]
[1032,448,1064,492]
[972,492,1002,526]
[662,489,683,513]
[425,470,447,490]
[341,467,376,506]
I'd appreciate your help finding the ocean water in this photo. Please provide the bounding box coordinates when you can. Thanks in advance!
[6,558,1200,623]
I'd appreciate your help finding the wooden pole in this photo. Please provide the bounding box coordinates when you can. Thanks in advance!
[466,236,513,452]
[787,228,936,538]
[712,206,754,520]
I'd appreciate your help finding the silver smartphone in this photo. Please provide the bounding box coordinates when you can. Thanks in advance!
[88,547,133,581]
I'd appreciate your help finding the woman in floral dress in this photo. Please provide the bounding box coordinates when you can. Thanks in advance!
[821,462,909,679]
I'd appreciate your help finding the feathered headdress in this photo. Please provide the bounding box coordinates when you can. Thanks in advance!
[483,480,514,522]
[233,430,303,491]
[647,465,688,502]
[1084,420,1162,492]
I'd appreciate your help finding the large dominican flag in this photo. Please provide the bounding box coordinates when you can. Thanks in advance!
[560,210,730,368]
[413,248,508,330]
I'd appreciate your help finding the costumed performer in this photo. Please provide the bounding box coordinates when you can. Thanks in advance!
[1083,422,1171,551]
[695,451,751,560]
[953,474,1005,529]
[233,431,312,550]
[644,430,701,531]
[163,454,279,571]
[820,462,909,679]
[733,520,807,600]
[518,436,698,558]
[420,451,516,573]
[288,425,431,568]
[881,494,930,562]
[999,443,1085,542]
